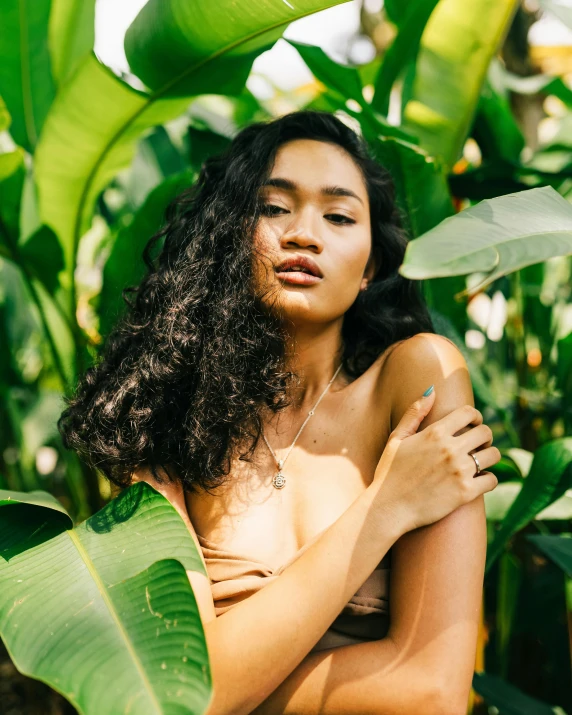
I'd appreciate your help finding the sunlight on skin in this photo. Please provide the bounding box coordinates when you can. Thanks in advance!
[252,138,375,333]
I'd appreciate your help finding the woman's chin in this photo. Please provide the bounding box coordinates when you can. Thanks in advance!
[272,297,345,326]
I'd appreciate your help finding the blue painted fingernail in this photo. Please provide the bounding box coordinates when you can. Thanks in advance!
[422,385,434,397]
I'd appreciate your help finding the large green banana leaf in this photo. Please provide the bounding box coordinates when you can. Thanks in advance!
[48,0,96,85]
[485,438,572,573]
[399,186,572,294]
[0,486,70,513]
[402,0,519,169]
[34,55,189,304]
[124,0,349,97]
[0,481,211,714]
[0,0,55,151]
[35,0,347,315]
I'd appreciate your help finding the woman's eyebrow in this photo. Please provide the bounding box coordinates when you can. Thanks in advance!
[261,177,364,206]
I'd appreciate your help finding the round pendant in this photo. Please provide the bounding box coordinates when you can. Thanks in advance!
[272,471,286,489]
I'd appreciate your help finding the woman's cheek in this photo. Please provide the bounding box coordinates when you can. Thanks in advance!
[335,244,370,288]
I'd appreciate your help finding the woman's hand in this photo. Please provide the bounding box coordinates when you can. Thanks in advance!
[372,386,500,532]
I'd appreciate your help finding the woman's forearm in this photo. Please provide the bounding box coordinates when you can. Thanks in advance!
[203,483,408,715]
[250,637,445,715]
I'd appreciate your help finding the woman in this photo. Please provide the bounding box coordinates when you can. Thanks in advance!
[59,110,500,714]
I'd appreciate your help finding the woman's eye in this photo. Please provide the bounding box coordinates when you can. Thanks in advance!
[326,214,355,225]
[260,203,288,216]
[260,204,354,225]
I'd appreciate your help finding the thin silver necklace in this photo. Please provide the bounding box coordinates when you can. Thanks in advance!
[262,362,343,490]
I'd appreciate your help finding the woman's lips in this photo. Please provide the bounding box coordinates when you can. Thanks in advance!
[275,270,322,286]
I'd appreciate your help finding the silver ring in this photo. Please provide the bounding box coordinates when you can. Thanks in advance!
[470,452,481,476]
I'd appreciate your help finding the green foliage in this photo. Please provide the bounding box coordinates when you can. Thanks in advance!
[400,185,572,292]
[473,74,526,164]
[34,54,190,311]
[402,0,519,169]
[370,136,453,237]
[48,0,96,85]
[371,0,440,116]
[0,0,55,151]
[472,671,563,714]
[0,148,25,247]
[486,439,572,571]
[99,169,196,339]
[125,0,349,97]
[527,533,572,577]
[0,482,211,714]
[288,38,414,143]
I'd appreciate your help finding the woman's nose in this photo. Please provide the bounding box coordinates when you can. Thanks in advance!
[280,216,323,252]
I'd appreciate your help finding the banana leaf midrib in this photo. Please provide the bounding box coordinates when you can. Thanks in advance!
[66,528,163,713]
[19,0,37,147]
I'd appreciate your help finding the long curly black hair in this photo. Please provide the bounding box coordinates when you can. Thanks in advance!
[58,110,434,494]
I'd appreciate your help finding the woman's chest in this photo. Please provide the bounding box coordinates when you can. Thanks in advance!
[186,367,393,571]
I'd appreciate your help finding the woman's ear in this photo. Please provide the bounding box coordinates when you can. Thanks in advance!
[360,252,378,291]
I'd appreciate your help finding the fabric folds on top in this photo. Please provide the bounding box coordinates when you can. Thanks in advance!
[196,529,391,653]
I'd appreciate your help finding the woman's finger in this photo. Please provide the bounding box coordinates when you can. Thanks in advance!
[438,404,483,437]
[457,423,493,452]
[467,446,501,475]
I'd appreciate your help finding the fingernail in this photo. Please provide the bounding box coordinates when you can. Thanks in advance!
[422,385,434,398]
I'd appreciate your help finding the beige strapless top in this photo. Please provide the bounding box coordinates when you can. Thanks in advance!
[196,529,391,653]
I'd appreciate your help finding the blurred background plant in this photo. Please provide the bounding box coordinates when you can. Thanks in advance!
[1,0,572,712]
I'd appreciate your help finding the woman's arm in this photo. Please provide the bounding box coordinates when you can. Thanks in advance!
[252,333,489,715]
[250,634,448,715]
[134,465,410,715]
[385,334,487,711]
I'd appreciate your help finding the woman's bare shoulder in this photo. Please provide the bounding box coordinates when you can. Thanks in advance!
[377,332,470,430]
[383,332,463,374]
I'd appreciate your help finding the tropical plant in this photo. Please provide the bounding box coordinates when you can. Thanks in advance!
[1,0,572,711]
[0,482,211,714]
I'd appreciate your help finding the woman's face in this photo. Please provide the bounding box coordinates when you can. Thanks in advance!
[252,138,375,326]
